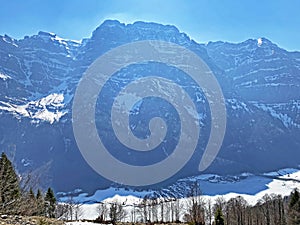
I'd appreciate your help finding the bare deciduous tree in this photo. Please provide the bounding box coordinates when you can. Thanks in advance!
[206,198,213,225]
[184,182,206,225]
[109,201,127,224]
[58,196,82,221]
[96,202,108,222]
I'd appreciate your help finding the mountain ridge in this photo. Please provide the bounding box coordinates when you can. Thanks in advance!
[0,20,299,193]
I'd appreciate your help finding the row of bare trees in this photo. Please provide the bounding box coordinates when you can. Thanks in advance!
[85,182,300,225]
[55,196,83,221]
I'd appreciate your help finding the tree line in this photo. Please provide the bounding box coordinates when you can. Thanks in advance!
[0,152,56,217]
[2,151,300,225]
[93,182,300,225]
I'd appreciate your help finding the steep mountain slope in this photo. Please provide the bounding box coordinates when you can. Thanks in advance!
[0,20,299,193]
[204,39,300,173]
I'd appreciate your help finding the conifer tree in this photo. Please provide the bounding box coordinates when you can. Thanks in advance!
[0,152,20,213]
[288,189,300,225]
[28,187,35,199]
[215,208,225,225]
[36,189,45,216]
[44,187,56,218]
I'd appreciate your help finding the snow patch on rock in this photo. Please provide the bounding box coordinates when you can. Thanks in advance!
[252,102,300,128]
[0,93,67,124]
[0,73,11,81]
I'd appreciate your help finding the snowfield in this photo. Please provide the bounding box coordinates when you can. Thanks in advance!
[0,93,67,124]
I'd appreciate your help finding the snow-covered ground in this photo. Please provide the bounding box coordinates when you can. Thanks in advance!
[0,93,67,124]
[0,73,11,81]
[60,168,300,220]
[208,168,300,205]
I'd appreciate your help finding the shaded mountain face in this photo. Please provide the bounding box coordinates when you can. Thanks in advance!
[0,20,299,193]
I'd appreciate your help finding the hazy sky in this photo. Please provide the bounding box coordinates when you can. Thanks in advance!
[0,0,299,51]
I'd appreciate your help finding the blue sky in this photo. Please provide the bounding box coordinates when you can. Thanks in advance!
[0,0,299,51]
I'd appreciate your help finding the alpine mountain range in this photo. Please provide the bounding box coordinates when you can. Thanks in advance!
[0,20,299,194]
